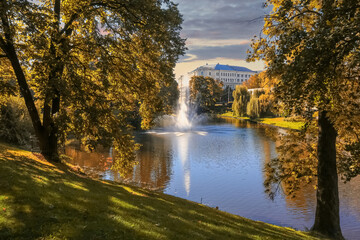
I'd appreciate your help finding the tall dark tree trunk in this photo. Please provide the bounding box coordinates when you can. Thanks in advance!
[311,110,343,239]
[0,7,60,162]
[2,40,59,161]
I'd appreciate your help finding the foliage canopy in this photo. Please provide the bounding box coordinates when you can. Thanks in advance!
[249,0,360,238]
[0,0,185,171]
[189,76,223,112]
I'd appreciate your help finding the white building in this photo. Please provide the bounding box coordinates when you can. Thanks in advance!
[189,63,257,89]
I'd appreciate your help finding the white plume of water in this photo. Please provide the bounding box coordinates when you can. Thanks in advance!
[151,74,207,132]
[175,81,192,131]
[173,74,207,131]
[174,76,207,132]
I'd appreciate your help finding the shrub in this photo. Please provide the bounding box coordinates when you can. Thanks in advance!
[0,96,33,146]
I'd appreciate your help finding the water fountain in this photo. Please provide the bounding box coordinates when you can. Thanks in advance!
[153,75,206,133]
[175,75,193,131]
[173,75,208,133]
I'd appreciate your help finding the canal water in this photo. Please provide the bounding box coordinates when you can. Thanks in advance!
[65,118,360,239]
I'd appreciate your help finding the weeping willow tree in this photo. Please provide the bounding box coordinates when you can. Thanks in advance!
[232,85,250,117]
[0,0,185,172]
[249,0,360,238]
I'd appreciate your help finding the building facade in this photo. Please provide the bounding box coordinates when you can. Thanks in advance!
[189,63,256,89]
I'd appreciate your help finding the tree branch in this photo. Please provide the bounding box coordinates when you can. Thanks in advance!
[59,13,78,35]
[90,1,143,25]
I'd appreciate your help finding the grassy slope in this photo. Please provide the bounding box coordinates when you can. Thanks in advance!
[0,143,322,240]
[220,112,305,130]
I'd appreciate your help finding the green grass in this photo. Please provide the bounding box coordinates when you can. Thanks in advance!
[257,118,304,130]
[0,142,322,240]
[220,112,305,130]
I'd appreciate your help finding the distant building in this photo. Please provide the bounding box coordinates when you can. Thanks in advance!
[189,63,257,89]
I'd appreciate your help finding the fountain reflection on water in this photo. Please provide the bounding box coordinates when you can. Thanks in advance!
[150,75,207,196]
[178,133,191,196]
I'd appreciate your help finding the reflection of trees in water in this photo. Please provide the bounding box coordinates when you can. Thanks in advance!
[65,145,112,171]
[283,183,316,223]
[262,127,360,222]
[223,118,256,129]
[259,128,315,217]
[338,176,360,219]
[282,174,360,223]
[65,138,173,190]
[263,127,318,215]
[263,127,317,199]
[132,135,172,190]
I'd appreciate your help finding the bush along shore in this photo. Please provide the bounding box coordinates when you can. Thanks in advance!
[0,142,324,240]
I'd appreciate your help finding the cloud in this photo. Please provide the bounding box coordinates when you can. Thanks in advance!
[186,39,250,47]
[172,0,269,77]
[179,44,250,62]
[175,0,268,40]
[181,53,198,61]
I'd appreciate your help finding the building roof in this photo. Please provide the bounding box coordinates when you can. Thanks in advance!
[214,64,255,72]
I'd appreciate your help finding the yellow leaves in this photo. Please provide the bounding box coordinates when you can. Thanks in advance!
[271,0,283,11]
[349,165,356,172]
[309,0,322,10]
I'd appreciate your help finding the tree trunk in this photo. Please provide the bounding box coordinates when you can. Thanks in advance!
[0,30,59,162]
[5,42,59,162]
[311,110,343,239]
[0,1,63,162]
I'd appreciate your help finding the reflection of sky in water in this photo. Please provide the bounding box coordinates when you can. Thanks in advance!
[65,118,360,240]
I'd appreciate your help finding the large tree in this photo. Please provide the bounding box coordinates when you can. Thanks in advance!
[249,0,360,239]
[189,76,223,112]
[232,85,250,117]
[0,0,185,166]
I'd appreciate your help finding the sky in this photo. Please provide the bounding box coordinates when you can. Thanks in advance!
[172,0,270,78]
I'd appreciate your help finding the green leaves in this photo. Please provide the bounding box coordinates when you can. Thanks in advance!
[249,0,360,197]
[0,0,185,168]
[189,76,223,112]
[232,86,250,117]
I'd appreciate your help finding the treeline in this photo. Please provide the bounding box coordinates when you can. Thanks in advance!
[189,76,223,113]
[188,73,277,116]
[232,86,275,119]
[232,71,277,118]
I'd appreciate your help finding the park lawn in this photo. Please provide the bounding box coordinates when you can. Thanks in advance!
[0,143,322,240]
[220,112,305,130]
[257,117,305,130]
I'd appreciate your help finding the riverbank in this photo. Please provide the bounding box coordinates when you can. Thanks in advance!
[0,142,323,240]
[220,112,305,130]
